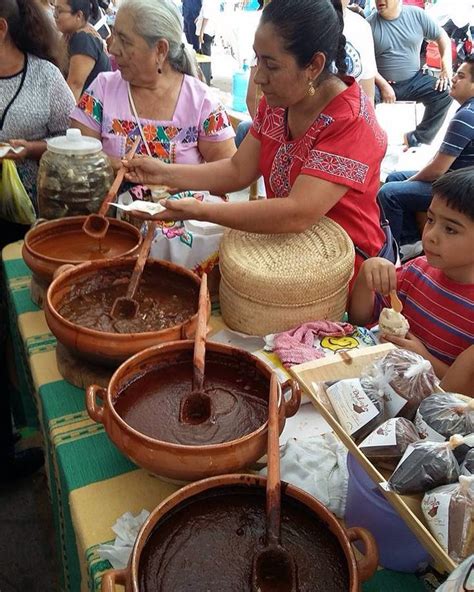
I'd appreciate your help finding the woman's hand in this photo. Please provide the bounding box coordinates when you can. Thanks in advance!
[359,257,397,296]
[123,155,169,185]
[0,139,29,161]
[382,332,429,359]
[130,197,202,223]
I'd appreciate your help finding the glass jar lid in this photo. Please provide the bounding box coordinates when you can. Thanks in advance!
[46,128,103,155]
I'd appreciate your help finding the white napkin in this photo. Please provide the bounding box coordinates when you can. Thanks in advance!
[97,509,150,569]
[259,433,348,518]
[110,201,166,215]
[0,143,25,158]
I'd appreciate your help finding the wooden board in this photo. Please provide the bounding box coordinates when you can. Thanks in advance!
[56,343,114,390]
[290,344,457,575]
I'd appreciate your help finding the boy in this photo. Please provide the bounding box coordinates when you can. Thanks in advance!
[349,167,474,395]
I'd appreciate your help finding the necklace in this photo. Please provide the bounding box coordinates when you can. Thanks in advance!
[0,54,27,132]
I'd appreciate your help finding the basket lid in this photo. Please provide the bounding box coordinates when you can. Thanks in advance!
[219,217,355,306]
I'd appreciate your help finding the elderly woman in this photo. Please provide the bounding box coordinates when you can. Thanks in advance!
[0,0,75,237]
[124,0,391,276]
[70,0,236,170]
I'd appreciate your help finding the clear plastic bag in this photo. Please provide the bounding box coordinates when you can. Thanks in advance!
[0,159,36,224]
[435,555,474,591]
[416,394,474,442]
[360,349,439,420]
[422,476,474,563]
[462,450,474,477]
[359,417,420,470]
[388,435,463,494]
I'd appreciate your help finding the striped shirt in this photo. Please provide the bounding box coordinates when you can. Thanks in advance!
[440,99,474,170]
[376,257,474,365]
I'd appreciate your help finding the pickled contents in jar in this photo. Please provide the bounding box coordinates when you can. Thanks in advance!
[58,268,198,334]
[32,230,138,262]
[38,151,114,219]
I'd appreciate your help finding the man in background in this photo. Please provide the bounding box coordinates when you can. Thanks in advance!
[369,0,452,148]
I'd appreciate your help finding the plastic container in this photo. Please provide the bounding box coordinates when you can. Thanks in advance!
[345,453,431,572]
[38,128,114,219]
[232,60,250,112]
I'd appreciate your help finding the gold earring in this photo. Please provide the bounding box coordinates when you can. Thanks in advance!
[308,80,315,96]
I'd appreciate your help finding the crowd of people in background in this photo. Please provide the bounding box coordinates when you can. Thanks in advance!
[0,0,472,488]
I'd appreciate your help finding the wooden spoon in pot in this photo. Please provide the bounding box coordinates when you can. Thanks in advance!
[252,372,298,592]
[110,221,155,320]
[82,137,140,240]
[179,273,211,425]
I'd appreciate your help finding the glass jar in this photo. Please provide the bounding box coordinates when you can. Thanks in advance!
[38,129,114,219]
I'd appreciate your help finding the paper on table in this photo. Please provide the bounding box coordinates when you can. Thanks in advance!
[110,200,166,215]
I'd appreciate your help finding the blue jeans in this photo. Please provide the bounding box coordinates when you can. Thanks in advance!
[378,171,432,245]
[235,120,252,148]
[374,71,452,144]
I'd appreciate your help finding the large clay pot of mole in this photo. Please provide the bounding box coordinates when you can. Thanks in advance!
[45,259,205,367]
[86,341,301,481]
[22,217,142,300]
[101,474,379,592]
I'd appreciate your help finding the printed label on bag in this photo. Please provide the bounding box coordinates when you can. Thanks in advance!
[421,489,450,550]
[415,410,446,442]
[326,378,379,436]
[360,418,399,449]
[382,382,407,418]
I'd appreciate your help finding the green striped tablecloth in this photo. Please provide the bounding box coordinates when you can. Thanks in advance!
[2,240,428,592]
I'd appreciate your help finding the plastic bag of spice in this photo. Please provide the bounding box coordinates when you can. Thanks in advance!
[323,378,384,442]
[387,435,463,495]
[435,555,474,592]
[422,475,474,563]
[359,349,439,421]
[359,417,420,471]
[415,394,474,442]
[462,449,474,476]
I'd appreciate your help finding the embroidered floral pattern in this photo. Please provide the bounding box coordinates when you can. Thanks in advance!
[359,92,386,148]
[78,92,103,124]
[305,150,369,185]
[202,105,232,136]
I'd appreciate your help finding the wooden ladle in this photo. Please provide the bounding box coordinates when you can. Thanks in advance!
[82,137,140,240]
[110,221,155,320]
[179,273,211,425]
[390,291,403,313]
[252,372,298,592]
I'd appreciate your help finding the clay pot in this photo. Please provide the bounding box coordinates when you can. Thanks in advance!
[86,341,301,481]
[101,474,378,592]
[22,216,142,286]
[45,259,204,367]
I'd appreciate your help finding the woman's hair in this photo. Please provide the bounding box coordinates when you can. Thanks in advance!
[261,0,347,77]
[67,0,100,23]
[119,0,199,78]
[0,0,60,65]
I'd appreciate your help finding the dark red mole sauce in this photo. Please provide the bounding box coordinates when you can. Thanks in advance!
[138,486,350,592]
[114,352,269,445]
[58,267,198,334]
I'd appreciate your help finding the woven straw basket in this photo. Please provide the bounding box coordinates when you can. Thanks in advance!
[219,217,355,335]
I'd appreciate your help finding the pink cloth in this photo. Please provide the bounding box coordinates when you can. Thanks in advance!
[273,321,355,368]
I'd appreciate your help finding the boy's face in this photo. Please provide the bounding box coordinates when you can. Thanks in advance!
[450,62,474,104]
[422,194,474,283]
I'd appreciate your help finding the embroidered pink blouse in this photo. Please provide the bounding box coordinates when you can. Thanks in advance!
[71,71,234,163]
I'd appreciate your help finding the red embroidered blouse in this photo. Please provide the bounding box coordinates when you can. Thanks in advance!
[250,79,387,274]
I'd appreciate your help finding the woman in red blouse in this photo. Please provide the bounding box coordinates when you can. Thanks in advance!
[125,0,388,275]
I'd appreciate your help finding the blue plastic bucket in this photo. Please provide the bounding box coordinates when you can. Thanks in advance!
[345,453,430,572]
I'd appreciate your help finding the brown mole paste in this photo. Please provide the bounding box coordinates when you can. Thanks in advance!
[33,228,137,261]
[58,267,198,334]
[114,352,268,445]
[138,486,350,592]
